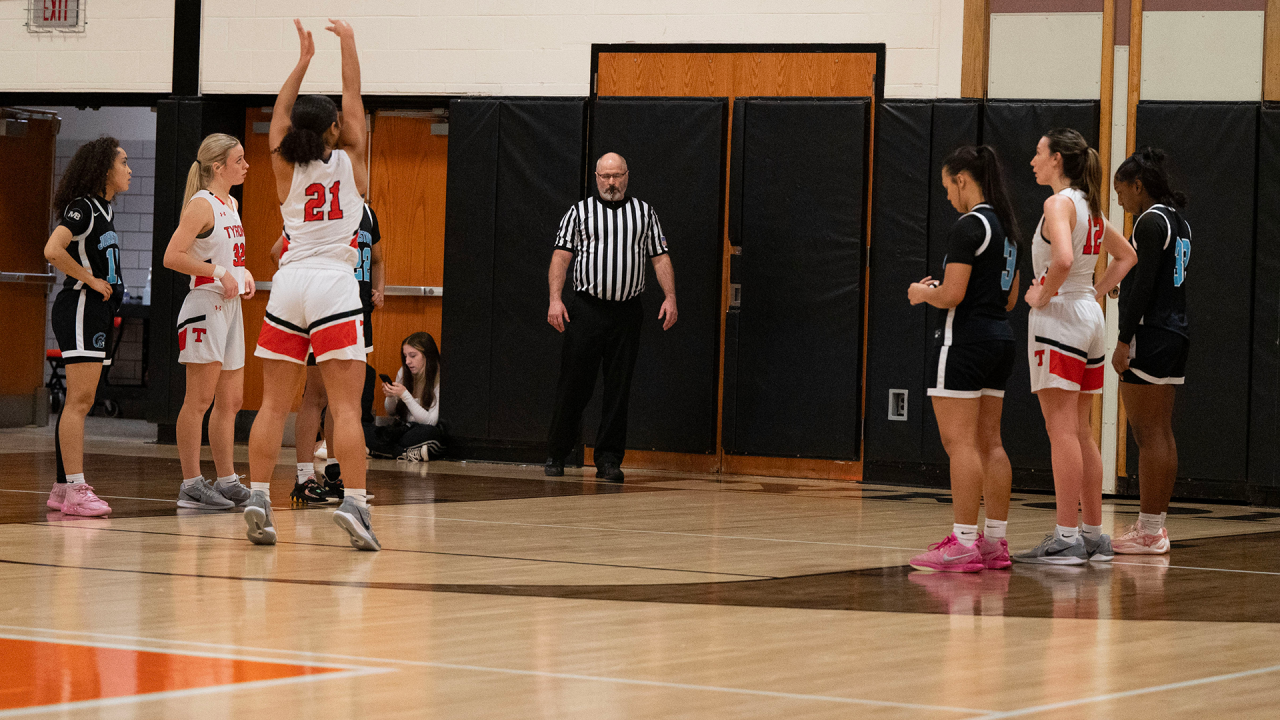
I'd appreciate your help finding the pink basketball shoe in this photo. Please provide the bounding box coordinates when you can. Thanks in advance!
[47,483,67,511]
[977,535,1012,569]
[909,534,984,573]
[61,483,111,517]
[1112,521,1169,555]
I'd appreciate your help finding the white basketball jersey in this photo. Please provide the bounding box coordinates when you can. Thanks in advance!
[279,149,362,270]
[1032,187,1103,297]
[189,190,246,295]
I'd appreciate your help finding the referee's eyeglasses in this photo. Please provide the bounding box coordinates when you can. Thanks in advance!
[596,171,628,181]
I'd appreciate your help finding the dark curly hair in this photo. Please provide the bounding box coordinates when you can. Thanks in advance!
[53,136,121,215]
[1115,147,1188,209]
[275,95,338,165]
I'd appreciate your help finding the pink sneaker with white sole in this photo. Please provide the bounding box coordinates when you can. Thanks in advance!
[1112,521,1169,555]
[977,535,1012,569]
[909,534,984,573]
[47,483,67,511]
[60,483,111,517]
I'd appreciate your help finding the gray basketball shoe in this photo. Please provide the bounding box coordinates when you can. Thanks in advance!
[1083,533,1114,563]
[216,475,252,506]
[177,479,235,510]
[243,489,277,545]
[333,497,381,551]
[1012,533,1088,565]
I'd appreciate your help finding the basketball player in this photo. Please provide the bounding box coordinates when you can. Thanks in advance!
[272,201,383,504]
[907,145,1021,573]
[1110,148,1190,555]
[1013,129,1136,565]
[243,18,378,550]
[162,133,256,510]
[43,137,131,517]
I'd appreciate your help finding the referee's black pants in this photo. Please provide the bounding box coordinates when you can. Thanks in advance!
[547,292,643,467]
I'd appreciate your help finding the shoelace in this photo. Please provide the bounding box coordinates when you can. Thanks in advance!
[926,535,960,552]
[74,484,103,502]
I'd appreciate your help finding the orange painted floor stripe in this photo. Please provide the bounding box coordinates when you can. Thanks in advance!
[0,638,340,711]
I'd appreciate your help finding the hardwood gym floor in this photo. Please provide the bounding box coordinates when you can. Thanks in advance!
[2,420,1279,719]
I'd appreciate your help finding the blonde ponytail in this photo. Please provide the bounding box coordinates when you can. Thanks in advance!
[181,133,242,208]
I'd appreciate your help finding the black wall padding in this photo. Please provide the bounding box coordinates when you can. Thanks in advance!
[1134,102,1257,484]
[486,99,588,443]
[864,101,933,465]
[1250,104,1280,498]
[441,99,501,441]
[982,100,1099,470]
[581,97,727,454]
[725,98,870,459]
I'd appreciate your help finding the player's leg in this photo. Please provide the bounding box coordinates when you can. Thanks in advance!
[322,358,379,551]
[1013,387,1088,564]
[175,361,234,509]
[1115,381,1176,553]
[291,365,330,504]
[57,361,112,516]
[976,393,1013,569]
[208,366,248,504]
[244,358,305,545]
[909,396,985,573]
[1077,306,1111,561]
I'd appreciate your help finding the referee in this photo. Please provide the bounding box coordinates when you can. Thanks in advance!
[545,152,678,482]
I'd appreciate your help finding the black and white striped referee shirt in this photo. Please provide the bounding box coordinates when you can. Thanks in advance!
[554,196,668,302]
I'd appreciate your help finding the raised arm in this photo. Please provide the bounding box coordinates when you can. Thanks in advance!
[271,19,314,203]
[327,19,367,196]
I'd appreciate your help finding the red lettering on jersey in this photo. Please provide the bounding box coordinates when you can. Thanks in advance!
[1035,349,1045,367]
[328,181,344,219]
[223,224,244,239]
[232,242,246,267]
[303,183,326,222]
[192,328,208,343]
[1083,216,1104,255]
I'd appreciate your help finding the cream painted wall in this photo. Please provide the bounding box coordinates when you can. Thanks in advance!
[1141,11,1263,101]
[200,0,966,99]
[0,0,173,92]
[988,13,1103,99]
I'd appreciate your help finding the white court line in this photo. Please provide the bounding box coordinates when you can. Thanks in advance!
[0,625,989,715]
[375,512,923,552]
[970,662,1280,719]
[0,488,176,503]
[1110,560,1280,577]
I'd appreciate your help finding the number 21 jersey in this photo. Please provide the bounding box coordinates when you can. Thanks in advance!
[278,149,363,270]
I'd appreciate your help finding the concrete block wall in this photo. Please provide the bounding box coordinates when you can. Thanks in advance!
[0,0,173,92]
[200,0,967,99]
[42,107,158,386]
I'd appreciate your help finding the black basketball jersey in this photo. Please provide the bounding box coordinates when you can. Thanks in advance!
[1118,204,1190,342]
[935,204,1017,346]
[58,196,122,292]
[354,203,381,311]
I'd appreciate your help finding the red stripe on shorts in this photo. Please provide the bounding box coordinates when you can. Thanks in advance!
[311,320,358,358]
[178,328,187,351]
[1082,364,1104,392]
[257,321,310,361]
[1048,349,1085,386]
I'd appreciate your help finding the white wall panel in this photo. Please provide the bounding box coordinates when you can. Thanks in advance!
[1141,11,1263,102]
[988,13,1103,99]
[0,1,173,92]
[199,0,962,98]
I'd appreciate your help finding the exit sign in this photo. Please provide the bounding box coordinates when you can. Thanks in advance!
[27,0,84,32]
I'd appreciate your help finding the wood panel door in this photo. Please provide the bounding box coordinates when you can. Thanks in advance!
[0,115,57,423]
[366,113,447,414]
[593,51,877,480]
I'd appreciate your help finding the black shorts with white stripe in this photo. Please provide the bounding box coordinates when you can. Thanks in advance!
[51,287,121,365]
[1122,325,1188,385]
[927,339,1017,399]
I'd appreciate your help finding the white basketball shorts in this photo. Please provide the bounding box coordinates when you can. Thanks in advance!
[255,264,364,365]
[1028,295,1106,394]
[177,291,245,370]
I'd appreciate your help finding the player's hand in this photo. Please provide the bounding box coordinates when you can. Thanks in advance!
[219,272,238,300]
[293,19,314,62]
[87,277,113,301]
[325,18,354,40]
[1025,283,1047,308]
[548,299,570,333]
[372,288,384,309]
[1112,342,1130,375]
[659,296,678,331]
[241,270,256,300]
[907,276,934,305]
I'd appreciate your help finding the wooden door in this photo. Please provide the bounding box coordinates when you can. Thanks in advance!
[0,114,57,425]
[594,51,878,480]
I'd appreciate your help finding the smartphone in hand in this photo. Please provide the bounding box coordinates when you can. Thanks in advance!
[379,373,393,385]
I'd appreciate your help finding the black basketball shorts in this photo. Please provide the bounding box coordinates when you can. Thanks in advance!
[1122,326,1188,385]
[52,287,120,366]
[927,339,1017,399]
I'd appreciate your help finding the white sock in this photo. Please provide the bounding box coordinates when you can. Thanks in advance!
[984,519,1007,540]
[952,523,979,546]
[251,481,270,492]
[66,473,85,484]
[345,488,368,507]
[1139,512,1165,534]
[215,474,238,487]
[1081,523,1103,542]
[1056,525,1080,542]
[183,475,203,488]
[296,462,314,483]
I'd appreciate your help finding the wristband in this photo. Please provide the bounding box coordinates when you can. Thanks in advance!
[212,264,227,280]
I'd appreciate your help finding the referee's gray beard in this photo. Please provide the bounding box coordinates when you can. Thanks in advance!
[600,186,623,201]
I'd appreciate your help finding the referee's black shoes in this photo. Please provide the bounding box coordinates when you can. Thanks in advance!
[544,459,564,477]
[596,463,624,483]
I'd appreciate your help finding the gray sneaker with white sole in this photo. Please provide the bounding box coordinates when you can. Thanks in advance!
[243,489,277,545]
[1012,533,1088,565]
[216,475,252,506]
[333,497,380,551]
[177,479,235,510]
[1083,533,1114,562]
